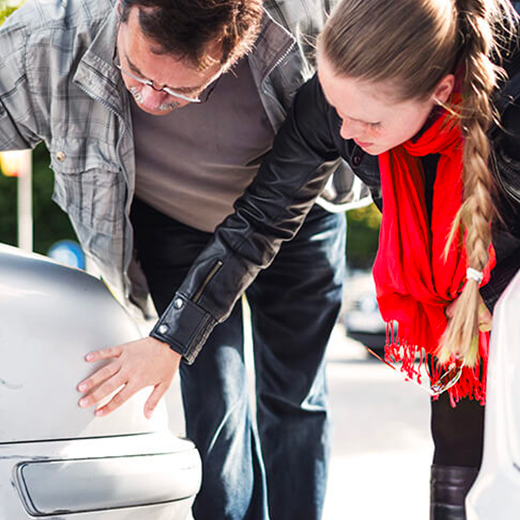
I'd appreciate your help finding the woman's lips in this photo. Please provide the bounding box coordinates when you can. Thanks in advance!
[354,138,373,148]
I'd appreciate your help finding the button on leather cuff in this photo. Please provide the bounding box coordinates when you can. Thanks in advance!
[150,293,218,364]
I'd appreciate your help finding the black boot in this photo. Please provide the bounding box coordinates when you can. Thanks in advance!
[430,464,479,520]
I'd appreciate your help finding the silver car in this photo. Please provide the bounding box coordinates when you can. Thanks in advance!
[0,243,201,519]
[342,269,387,351]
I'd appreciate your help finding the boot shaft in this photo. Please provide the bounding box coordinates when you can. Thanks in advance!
[430,465,479,520]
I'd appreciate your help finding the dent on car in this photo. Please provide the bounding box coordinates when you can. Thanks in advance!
[0,243,201,519]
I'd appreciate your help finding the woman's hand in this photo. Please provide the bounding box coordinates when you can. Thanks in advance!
[446,295,492,332]
[77,336,181,418]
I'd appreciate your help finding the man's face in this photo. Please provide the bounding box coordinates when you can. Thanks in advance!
[116,6,224,115]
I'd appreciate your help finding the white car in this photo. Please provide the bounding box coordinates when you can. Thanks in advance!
[0,243,201,519]
[467,268,520,519]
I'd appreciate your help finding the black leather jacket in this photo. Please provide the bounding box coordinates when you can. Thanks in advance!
[150,72,379,362]
[151,50,520,363]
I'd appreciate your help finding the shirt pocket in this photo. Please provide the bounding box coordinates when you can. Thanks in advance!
[49,138,126,236]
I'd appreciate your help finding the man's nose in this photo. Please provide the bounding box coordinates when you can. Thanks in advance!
[140,84,168,109]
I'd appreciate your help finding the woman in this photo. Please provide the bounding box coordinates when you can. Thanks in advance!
[254,0,520,517]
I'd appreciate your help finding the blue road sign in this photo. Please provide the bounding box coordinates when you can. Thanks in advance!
[48,240,86,270]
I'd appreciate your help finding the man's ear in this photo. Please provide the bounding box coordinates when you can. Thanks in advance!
[432,74,455,105]
[115,0,124,19]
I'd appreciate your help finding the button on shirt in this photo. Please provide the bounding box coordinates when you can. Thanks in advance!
[131,57,276,232]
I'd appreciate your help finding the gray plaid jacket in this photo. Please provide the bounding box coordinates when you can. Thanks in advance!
[0,0,368,361]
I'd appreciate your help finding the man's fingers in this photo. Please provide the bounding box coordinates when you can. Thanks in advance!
[94,384,136,417]
[85,345,123,362]
[79,372,126,409]
[77,361,120,393]
[78,337,181,418]
[144,383,169,419]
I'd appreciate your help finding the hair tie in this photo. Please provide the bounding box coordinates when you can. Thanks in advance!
[467,267,484,284]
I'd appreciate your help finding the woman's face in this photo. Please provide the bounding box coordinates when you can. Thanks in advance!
[317,53,454,155]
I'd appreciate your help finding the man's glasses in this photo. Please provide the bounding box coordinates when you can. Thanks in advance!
[365,346,464,397]
[114,54,221,104]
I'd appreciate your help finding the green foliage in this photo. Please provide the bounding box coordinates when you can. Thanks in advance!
[0,2,22,26]
[346,203,381,269]
[0,170,16,247]
[0,144,77,253]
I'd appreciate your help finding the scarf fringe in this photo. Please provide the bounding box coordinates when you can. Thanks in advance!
[383,321,487,407]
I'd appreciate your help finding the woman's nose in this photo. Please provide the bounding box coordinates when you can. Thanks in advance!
[339,117,364,140]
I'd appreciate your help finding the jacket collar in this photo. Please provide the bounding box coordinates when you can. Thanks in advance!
[73,5,127,116]
[248,9,296,82]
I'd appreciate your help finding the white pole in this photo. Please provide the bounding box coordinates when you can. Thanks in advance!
[17,150,33,252]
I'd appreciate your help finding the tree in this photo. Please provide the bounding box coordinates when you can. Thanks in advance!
[0,2,19,24]
[346,203,381,270]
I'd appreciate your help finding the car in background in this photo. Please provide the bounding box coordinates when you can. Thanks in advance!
[342,269,387,351]
[0,243,201,519]
[467,268,520,519]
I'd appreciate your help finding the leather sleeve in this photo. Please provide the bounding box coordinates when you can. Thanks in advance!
[481,54,520,311]
[150,75,344,363]
[480,248,520,312]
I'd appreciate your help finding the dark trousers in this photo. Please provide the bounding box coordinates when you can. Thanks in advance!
[131,198,346,520]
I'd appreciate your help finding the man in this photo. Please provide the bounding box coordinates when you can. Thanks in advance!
[0,1,368,518]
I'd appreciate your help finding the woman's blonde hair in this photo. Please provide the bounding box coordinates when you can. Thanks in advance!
[320,0,518,365]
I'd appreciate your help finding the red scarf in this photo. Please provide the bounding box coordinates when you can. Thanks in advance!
[372,111,495,405]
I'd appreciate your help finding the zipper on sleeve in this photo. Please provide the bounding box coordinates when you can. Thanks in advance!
[192,260,224,304]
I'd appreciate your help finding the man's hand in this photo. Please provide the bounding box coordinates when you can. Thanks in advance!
[77,336,181,418]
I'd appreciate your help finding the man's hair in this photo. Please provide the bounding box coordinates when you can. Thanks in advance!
[119,0,263,69]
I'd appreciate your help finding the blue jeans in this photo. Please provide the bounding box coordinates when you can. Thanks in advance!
[131,199,346,520]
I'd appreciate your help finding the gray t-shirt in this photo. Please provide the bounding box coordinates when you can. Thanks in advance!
[131,57,275,232]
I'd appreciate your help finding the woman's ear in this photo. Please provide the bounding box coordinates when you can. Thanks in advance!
[432,74,455,105]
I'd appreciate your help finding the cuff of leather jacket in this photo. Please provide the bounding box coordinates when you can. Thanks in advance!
[479,285,499,314]
[149,293,218,364]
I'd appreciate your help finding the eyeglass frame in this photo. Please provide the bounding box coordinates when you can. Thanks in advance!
[365,346,465,397]
[113,52,222,104]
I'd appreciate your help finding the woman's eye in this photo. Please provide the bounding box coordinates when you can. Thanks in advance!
[367,122,381,129]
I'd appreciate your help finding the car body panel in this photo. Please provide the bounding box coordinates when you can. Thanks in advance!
[467,269,520,519]
[0,244,201,518]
